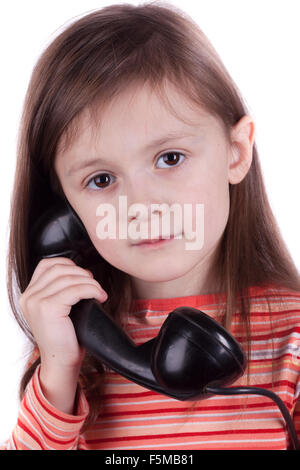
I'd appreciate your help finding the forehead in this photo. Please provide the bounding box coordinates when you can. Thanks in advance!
[55,79,224,160]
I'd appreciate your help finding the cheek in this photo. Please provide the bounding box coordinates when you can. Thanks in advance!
[77,210,113,257]
[180,166,230,245]
[204,183,230,243]
[92,237,118,259]
[86,222,123,266]
[203,173,230,246]
[84,211,130,268]
[90,236,135,275]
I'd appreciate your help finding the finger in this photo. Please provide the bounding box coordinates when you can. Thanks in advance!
[32,264,94,293]
[29,260,93,291]
[44,283,108,313]
[29,257,76,286]
[31,275,105,299]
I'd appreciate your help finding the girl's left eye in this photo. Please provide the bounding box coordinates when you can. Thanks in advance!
[156,151,186,169]
[84,151,186,191]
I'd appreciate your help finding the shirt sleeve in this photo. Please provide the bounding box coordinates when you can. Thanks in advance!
[0,364,89,450]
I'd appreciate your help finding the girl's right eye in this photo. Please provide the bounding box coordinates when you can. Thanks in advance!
[85,173,115,191]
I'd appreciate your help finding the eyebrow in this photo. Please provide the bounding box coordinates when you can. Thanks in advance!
[66,131,195,176]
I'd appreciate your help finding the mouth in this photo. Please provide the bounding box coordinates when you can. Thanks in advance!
[132,234,180,248]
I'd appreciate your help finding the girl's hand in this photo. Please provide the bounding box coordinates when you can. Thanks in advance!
[19,257,108,370]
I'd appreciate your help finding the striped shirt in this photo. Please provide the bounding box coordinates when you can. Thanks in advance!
[1,284,299,450]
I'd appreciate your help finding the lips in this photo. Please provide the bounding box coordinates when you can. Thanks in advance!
[132,234,176,246]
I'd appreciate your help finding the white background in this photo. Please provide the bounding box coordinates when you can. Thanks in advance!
[0,0,299,444]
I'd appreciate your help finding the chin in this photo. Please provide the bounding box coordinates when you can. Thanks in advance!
[128,262,192,284]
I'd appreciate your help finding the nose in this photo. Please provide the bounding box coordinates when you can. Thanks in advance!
[125,174,167,223]
[128,203,165,223]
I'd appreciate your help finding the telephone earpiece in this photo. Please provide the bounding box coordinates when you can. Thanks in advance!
[29,197,299,449]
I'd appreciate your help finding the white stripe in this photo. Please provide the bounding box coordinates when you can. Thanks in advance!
[9,437,16,450]
[250,345,299,360]
[295,381,300,399]
[97,409,282,426]
[239,366,298,376]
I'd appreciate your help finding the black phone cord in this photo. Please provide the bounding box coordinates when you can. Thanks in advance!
[205,386,299,450]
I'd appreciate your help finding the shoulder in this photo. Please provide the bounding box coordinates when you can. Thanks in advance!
[246,284,300,333]
[248,284,300,312]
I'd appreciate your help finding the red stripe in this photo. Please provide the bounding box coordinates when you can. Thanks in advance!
[257,379,295,391]
[102,390,158,399]
[87,427,285,444]
[236,327,300,342]
[11,431,18,450]
[240,308,300,317]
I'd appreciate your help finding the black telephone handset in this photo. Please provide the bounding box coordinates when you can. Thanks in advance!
[29,197,299,449]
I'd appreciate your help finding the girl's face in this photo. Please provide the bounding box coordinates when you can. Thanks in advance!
[54,80,255,299]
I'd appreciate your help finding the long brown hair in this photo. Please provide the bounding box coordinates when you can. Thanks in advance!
[7,1,300,431]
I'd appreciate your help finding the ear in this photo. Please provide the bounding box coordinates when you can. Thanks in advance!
[228,115,255,184]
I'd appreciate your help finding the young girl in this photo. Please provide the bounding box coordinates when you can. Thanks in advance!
[1,2,300,450]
